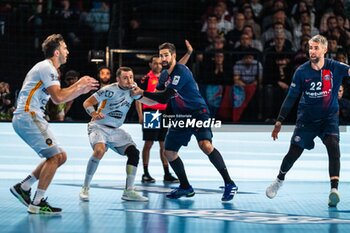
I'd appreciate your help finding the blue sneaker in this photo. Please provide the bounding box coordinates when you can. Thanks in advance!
[221,183,238,202]
[166,186,195,199]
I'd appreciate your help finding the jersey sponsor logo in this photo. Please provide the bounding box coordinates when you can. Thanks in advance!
[42,88,48,95]
[172,75,181,85]
[294,136,301,142]
[50,73,58,81]
[107,110,123,119]
[97,90,115,98]
[290,82,296,87]
[45,138,53,146]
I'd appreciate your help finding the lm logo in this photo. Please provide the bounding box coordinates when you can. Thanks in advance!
[143,110,162,129]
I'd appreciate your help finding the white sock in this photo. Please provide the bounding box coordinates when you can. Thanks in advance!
[84,156,100,187]
[33,189,46,205]
[20,174,37,191]
[125,164,137,190]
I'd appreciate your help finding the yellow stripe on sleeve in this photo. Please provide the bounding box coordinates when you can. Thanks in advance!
[24,80,43,112]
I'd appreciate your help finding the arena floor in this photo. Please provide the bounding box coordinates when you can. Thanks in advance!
[1,122,350,233]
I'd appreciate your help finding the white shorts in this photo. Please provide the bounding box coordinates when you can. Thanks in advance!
[87,122,136,155]
[12,112,64,158]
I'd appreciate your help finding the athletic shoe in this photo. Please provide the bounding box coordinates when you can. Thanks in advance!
[79,186,89,202]
[10,183,31,207]
[121,189,148,202]
[141,174,156,183]
[266,178,283,199]
[163,173,179,183]
[328,188,340,207]
[27,198,62,215]
[166,186,195,199]
[221,183,238,202]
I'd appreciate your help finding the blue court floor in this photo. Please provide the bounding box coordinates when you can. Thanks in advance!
[1,122,350,233]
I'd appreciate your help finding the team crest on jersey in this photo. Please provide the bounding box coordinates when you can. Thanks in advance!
[46,138,53,146]
[294,136,301,142]
[172,75,180,85]
[323,74,331,80]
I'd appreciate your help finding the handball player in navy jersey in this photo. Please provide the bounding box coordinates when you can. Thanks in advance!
[131,42,238,202]
[266,35,350,207]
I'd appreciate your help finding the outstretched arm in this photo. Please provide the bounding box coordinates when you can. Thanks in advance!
[178,40,193,65]
[131,86,176,104]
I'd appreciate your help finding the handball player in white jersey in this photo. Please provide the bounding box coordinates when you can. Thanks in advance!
[79,66,156,202]
[10,34,99,214]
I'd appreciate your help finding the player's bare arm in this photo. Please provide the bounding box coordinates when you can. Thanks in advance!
[83,95,104,121]
[47,76,99,104]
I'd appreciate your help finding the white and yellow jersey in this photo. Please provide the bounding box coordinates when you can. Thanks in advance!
[91,83,137,128]
[14,59,60,117]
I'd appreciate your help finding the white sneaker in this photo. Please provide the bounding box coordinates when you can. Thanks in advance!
[328,188,340,207]
[266,178,283,199]
[79,186,89,201]
[121,189,148,202]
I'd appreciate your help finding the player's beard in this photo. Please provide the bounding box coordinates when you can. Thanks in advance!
[310,56,320,64]
[162,61,171,70]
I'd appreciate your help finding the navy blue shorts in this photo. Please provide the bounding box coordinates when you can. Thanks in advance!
[291,117,339,150]
[142,127,167,141]
[164,111,213,152]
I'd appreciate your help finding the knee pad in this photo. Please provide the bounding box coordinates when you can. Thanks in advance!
[125,145,140,166]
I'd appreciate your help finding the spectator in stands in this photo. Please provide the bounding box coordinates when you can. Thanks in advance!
[294,36,311,69]
[84,1,110,49]
[338,85,350,124]
[326,35,341,59]
[225,12,245,49]
[232,53,263,122]
[64,70,90,122]
[242,5,261,39]
[97,66,112,88]
[250,0,263,18]
[291,1,315,30]
[261,22,294,50]
[0,82,15,120]
[232,33,261,63]
[263,30,295,121]
[293,11,319,50]
[201,2,233,35]
[53,0,81,46]
[234,25,263,52]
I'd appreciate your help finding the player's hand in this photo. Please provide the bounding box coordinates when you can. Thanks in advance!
[185,40,193,54]
[130,86,143,96]
[77,76,99,93]
[272,121,282,140]
[91,111,105,121]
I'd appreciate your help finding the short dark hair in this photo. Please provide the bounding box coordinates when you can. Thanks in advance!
[41,34,65,58]
[97,66,111,78]
[116,66,133,78]
[159,42,176,54]
[65,70,80,80]
[149,55,160,63]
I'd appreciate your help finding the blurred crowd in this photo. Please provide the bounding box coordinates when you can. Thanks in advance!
[1,0,350,123]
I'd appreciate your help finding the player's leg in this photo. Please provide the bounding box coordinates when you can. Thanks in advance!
[121,145,148,201]
[198,139,238,202]
[28,152,67,214]
[141,140,155,183]
[323,135,340,207]
[266,143,304,199]
[11,113,65,214]
[160,141,179,183]
[80,143,106,201]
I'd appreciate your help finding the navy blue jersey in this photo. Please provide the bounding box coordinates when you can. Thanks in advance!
[288,59,349,122]
[157,63,208,114]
